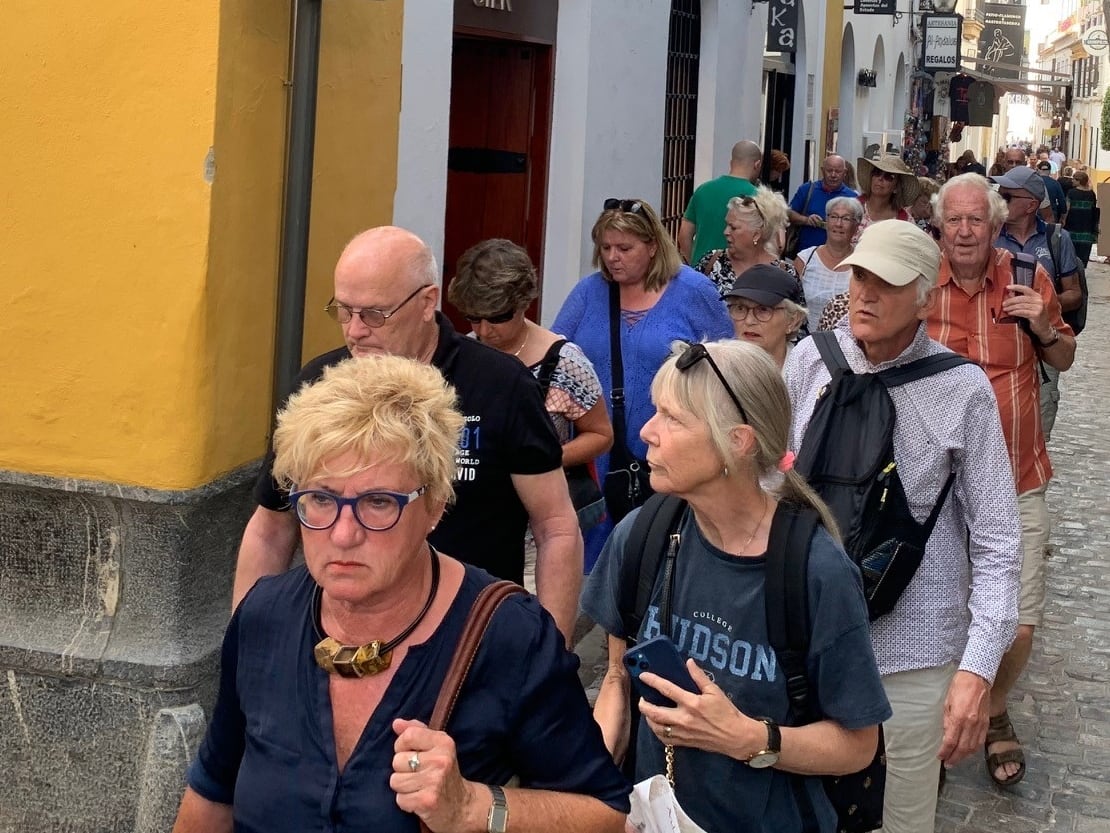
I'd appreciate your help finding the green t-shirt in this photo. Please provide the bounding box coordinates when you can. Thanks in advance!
[683,174,758,264]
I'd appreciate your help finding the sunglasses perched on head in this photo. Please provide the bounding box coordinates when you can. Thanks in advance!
[739,196,764,221]
[603,198,645,215]
[674,342,750,425]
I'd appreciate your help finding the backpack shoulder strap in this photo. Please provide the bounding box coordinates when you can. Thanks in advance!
[811,330,850,375]
[764,502,820,724]
[618,493,688,640]
[1047,223,1062,286]
[878,352,972,388]
[535,339,567,397]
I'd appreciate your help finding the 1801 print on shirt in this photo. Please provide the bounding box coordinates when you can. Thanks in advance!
[456,414,481,482]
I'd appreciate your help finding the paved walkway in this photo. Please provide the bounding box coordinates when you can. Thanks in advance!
[936,260,1110,833]
[562,260,1110,831]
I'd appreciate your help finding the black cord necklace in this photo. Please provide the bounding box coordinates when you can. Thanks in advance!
[312,544,441,678]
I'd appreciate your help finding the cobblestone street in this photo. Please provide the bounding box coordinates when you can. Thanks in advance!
[936,262,1110,833]
[565,260,1110,832]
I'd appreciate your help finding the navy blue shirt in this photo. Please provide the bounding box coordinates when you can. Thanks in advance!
[582,507,891,833]
[189,565,629,831]
[789,182,859,250]
[996,216,1079,286]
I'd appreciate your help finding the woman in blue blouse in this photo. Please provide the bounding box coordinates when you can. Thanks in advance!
[172,355,628,833]
[552,198,732,569]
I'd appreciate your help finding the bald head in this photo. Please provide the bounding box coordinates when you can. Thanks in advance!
[336,226,440,294]
[332,226,441,361]
[730,141,763,178]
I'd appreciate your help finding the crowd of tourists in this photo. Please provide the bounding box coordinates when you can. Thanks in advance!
[171,140,1088,833]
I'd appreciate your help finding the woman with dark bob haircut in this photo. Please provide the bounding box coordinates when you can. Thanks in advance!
[448,239,613,531]
[172,355,629,833]
[552,198,732,568]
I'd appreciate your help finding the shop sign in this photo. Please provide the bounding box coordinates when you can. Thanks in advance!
[923,15,962,73]
[854,0,897,14]
[767,0,799,52]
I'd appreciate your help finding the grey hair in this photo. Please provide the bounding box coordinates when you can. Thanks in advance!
[781,298,808,333]
[824,196,863,223]
[935,173,1007,228]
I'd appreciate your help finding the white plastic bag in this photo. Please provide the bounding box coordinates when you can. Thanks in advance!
[625,774,709,833]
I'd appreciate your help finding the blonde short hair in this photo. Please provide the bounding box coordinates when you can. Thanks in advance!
[272,355,464,506]
[727,187,790,256]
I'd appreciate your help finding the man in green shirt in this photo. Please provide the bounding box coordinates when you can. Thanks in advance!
[678,140,761,264]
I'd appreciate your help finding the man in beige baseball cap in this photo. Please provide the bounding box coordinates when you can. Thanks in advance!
[786,218,1022,833]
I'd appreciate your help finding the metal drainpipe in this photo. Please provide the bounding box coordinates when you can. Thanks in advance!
[272,0,323,416]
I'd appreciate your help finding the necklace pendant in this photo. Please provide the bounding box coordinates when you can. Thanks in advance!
[314,637,393,678]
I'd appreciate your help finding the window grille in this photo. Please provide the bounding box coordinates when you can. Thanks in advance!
[660,0,701,242]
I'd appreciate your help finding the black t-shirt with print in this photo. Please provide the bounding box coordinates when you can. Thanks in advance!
[253,313,562,583]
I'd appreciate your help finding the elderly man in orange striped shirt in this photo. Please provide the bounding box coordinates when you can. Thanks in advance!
[927,173,1075,789]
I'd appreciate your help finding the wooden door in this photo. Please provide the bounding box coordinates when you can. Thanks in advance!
[443,37,551,329]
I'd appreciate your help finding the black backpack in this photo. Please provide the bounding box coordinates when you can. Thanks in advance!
[617,495,886,833]
[794,332,970,621]
[1046,223,1087,336]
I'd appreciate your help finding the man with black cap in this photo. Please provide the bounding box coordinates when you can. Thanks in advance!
[991,164,1081,441]
[786,220,1021,833]
[723,264,807,369]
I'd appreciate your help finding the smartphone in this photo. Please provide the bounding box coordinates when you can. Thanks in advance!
[1011,252,1036,289]
[998,252,1037,324]
[623,635,699,707]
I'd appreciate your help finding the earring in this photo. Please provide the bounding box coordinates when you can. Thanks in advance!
[722,466,729,478]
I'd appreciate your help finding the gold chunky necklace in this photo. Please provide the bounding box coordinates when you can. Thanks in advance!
[312,545,440,678]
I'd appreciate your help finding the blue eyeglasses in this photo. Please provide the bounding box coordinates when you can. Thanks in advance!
[288,487,428,531]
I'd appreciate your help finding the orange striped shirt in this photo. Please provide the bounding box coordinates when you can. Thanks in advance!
[927,248,1072,493]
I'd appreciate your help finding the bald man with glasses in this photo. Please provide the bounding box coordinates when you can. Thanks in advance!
[233,226,583,645]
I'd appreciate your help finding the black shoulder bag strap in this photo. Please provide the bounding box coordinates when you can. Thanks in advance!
[764,502,822,833]
[877,351,971,387]
[608,281,633,468]
[801,180,817,216]
[535,339,567,398]
[812,330,851,375]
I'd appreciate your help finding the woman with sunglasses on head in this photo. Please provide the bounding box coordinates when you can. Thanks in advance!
[173,354,630,833]
[552,198,732,569]
[694,186,799,299]
[448,239,613,531]
[583,340,890,833]
[792,196,861,334]
[852,154,921,245]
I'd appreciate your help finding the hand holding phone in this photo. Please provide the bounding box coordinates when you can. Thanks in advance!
[623,636,699,707]
[998,252,1037,324]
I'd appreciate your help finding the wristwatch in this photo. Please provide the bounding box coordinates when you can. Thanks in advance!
[1038,326,1060,348]
[487,784,509,833]
[746,717,782,769]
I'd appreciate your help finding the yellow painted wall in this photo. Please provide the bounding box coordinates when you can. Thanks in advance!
[0,0,402,489]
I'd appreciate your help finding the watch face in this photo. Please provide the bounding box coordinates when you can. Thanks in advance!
[748,750,780,769]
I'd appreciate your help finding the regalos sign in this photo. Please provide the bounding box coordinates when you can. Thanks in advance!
[922,14,963,72]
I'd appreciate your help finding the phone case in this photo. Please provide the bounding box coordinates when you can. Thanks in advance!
[623,635,699,707]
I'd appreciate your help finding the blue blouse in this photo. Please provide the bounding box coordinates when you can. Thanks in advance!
[188,565,629,831]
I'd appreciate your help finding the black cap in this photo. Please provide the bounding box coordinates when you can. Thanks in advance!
[724,264,805,306]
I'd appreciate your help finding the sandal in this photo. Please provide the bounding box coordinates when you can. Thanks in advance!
[984,710,1026,787]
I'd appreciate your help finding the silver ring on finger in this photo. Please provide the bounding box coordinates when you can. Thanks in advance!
[408,752,420,773]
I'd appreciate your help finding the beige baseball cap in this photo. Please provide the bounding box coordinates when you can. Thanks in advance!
[837,220,940,287]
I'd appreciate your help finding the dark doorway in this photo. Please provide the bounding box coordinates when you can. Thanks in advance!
[762,69,798,191]
[443,37,552,329]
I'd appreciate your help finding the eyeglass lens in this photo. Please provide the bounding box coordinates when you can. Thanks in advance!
[675,344,750,425]
[326,284,428,328]
[728,303,776,323]
[292,489,424,531]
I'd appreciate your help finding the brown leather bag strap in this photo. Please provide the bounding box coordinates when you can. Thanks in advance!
[427,580,527,732]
